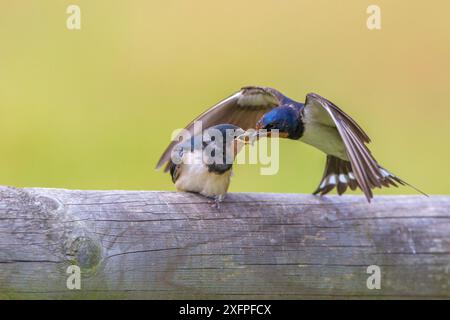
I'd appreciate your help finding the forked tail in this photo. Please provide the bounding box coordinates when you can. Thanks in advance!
[313,156,427,201]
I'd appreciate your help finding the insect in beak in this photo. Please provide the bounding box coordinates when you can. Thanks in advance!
[236,130,259,146]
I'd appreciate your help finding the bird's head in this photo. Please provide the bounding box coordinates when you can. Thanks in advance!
[256,106,303,139]
[202,124,248,173]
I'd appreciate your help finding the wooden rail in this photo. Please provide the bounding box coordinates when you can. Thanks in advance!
[0,186,449,299]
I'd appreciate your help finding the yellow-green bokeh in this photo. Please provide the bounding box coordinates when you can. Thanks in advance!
[0,0,449,195]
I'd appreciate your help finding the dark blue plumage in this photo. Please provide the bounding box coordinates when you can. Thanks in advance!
[257,105,304,139]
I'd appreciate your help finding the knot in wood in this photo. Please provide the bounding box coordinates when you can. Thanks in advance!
[35,195,63,212]
[68,236,102,270]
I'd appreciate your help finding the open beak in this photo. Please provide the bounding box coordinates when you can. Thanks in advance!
[254,124,288,138]
[236,130,257,145]
[255,121,272,138]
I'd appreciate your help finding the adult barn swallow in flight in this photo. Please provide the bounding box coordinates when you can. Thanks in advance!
[168,124,247,208]
[157,86,424,201]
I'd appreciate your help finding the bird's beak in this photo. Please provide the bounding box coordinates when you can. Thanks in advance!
[236,130,259,145]
[255,121,263,130]
[254,128,287,138]
[255,121,271,138]
[233,136,249,156]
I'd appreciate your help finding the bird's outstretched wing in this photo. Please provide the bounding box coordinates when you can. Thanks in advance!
[156,86,283,171]
[304,93,422,201]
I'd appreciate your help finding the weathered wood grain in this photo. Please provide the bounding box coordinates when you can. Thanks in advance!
[0,186,449,299]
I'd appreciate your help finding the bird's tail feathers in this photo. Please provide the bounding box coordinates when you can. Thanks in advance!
[313,156,358,196]
[313,156,427,199]
[378,165,428,197]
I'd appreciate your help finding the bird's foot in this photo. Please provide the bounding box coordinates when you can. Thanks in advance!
[209,195,224,210]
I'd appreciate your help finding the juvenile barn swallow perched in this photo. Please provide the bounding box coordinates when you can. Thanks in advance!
[157,86,425,202]
[168,124,247,208]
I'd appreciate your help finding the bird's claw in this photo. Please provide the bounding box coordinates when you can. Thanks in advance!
[208,195,223,210]
[211,200,220,210]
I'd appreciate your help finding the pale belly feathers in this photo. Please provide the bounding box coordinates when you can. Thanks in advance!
[300,122,349,161]
[174,150,232,198]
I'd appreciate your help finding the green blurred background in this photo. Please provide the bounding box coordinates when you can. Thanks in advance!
[0,0,449,195]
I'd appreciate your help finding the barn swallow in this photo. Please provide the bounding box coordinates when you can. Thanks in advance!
[168,124,248,208]
[157,86,425,202]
